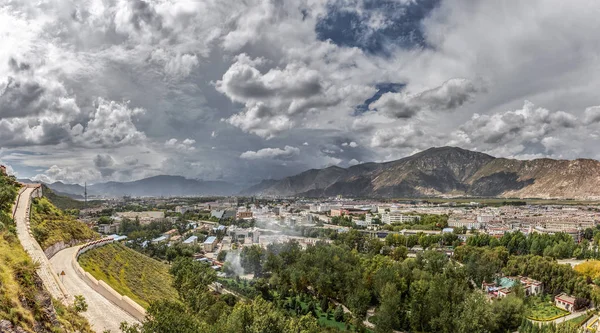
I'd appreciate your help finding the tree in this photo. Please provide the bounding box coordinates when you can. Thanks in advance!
[492,295,524,332]
[142,300,208,333]
[217,250,228,262]
[375,283,401,333]
[334,305,344,322]
[390,246,408,261]
[73,295,88,313]
[241,245,265,277]
[454,293,495,333]
[320,295,329,313]
[346,285,371,319]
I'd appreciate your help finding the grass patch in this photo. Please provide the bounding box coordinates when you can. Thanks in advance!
[30,197,97,250]
[563,312,593,327]
[526,299,569,321]
[78,242,179,308]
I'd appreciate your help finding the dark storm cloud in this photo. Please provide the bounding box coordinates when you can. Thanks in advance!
[130,0,163,31]
[0,78,46,118]
[8,58,31,72]
[93,154,115,168]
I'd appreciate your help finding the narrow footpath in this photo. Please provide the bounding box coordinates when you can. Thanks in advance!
[14,187,68,302]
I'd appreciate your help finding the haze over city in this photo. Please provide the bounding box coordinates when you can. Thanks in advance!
[3,1,600,186]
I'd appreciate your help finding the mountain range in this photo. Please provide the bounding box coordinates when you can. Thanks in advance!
[241,146,600,200]
[22,146,600,200]
[20,175,241,198]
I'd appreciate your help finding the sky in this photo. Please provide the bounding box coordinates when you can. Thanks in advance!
[2,0,600,186]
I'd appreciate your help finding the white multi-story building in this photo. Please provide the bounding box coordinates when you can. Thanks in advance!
[309,204,330,213]
[381,212,421,224]
[477,214,496,223]
[448,218,480,229]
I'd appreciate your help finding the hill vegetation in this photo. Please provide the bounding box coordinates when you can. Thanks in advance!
[30,197,97,250]
[78,242,178,308]
[0,173,92,332]
[41,185,86,211]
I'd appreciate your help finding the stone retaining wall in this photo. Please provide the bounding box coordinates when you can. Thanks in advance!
[73,238,147,321]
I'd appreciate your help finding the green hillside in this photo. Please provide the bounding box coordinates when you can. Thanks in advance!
[0,174,92,332]
[41,185,84,211]
[41,185,102,211]
[30,197,97,250]
[78,243,179,308]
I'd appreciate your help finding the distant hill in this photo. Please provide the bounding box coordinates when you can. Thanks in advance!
[22,175,241,198]
[41,184,86,210]
[241,146,600,200]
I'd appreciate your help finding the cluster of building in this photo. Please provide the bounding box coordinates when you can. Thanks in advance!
[481,276,585,313]
[482,276,543,298]
[449,205,598,241]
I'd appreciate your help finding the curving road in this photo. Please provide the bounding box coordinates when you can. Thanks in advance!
[14,187,68,302]
[14,186,139,332]
[50,246,139,332]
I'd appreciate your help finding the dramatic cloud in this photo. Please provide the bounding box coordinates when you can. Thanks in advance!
[4,0,600,185]
[449,101,583,157]
[93,154,115,168]
[240,146,300,160]
[369,79,481,118]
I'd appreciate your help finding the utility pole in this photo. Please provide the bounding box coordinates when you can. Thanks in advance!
[84,182,87,209]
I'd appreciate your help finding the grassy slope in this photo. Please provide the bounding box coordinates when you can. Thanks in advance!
[41,185,85,211]
[0,174,92,332]
[78,243,179,308]
[30,197,97,250]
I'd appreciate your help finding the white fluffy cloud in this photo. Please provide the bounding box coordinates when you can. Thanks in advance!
[370,79,481,118]
[165,138,196,151]
[218,54,369,138]
[240,146,300,160]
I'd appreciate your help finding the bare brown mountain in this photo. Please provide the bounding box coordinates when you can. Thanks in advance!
[241,146,600,199]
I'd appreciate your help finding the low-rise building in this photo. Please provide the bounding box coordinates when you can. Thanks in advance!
[98,223,118,234]
[114,211,165,224]
[236,211,253,219]
[204,236,218,252]
[183,235,198,244]
[151,235,167,243]
[555,293,576,312]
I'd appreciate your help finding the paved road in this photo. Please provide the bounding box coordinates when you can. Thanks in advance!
[14,187,68,302]
[50,246,139,332]
[557,259,587,267]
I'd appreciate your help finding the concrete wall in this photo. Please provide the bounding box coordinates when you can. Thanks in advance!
[11,187,26,219]
[45,239,95,259]
[73,238,147,321]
